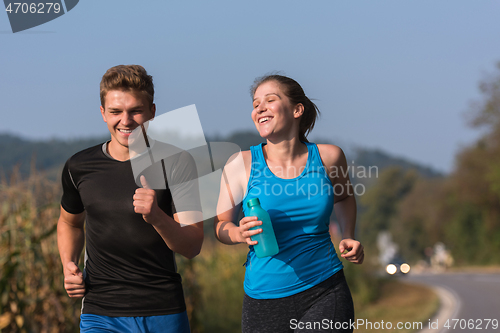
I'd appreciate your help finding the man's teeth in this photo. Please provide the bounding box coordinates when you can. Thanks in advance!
[119,129,133,133]
[259,117,270,123]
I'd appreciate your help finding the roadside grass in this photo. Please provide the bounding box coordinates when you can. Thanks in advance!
[354,279,439,333]
[177,240,248,333]
[447,265,500,273]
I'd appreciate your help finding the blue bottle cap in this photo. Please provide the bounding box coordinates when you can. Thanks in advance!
[247,198,261,208]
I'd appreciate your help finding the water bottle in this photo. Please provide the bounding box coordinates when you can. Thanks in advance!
[246,198,279,258]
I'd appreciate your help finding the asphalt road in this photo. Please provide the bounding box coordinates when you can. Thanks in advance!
[405,272,500,333]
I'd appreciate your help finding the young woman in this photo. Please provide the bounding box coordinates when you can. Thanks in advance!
[214,75,364,333]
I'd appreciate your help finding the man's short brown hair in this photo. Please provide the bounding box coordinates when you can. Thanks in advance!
[100,65,154,108]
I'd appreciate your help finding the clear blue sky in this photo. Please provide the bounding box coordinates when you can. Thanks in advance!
[1,0,500,172]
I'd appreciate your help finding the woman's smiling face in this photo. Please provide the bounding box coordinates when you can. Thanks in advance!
[252,80,299,139]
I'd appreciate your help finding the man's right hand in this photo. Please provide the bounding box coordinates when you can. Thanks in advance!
[64,261,86,298]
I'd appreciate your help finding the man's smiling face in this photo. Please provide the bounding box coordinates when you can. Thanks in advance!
[100,89,156,160]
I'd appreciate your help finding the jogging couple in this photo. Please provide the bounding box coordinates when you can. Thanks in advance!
[58,65,364,333]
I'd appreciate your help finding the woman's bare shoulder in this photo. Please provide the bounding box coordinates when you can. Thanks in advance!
[316,144,345,167]
[225,150,251,166]
[222,150,252,196]
[223,150,252,177]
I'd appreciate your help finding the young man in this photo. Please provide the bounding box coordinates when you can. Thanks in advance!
[57,65,203,333]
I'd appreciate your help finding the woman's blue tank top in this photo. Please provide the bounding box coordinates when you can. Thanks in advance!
[242,142,343,299]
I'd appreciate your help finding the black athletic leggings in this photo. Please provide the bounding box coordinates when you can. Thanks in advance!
[241,270,354,333]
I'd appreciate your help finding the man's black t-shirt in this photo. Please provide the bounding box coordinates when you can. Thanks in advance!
[61,142,201,317]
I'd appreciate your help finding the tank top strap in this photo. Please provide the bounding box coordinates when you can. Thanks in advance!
[250,143,267,168]
[249,143,267,182]
[304,142,323,169]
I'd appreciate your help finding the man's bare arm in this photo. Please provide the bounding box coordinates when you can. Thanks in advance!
[57,206,86,297]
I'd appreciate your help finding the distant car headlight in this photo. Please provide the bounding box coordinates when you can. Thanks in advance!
[400,263,411,274]
[386,264,397,275]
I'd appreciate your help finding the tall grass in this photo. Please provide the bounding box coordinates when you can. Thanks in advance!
[177,241,248,333]
[0,169,80,333]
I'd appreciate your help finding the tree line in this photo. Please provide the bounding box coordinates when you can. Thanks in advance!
[359,63,500,266]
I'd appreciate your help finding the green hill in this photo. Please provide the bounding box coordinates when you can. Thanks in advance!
[0,134,107,180]
[0,131,442,181]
